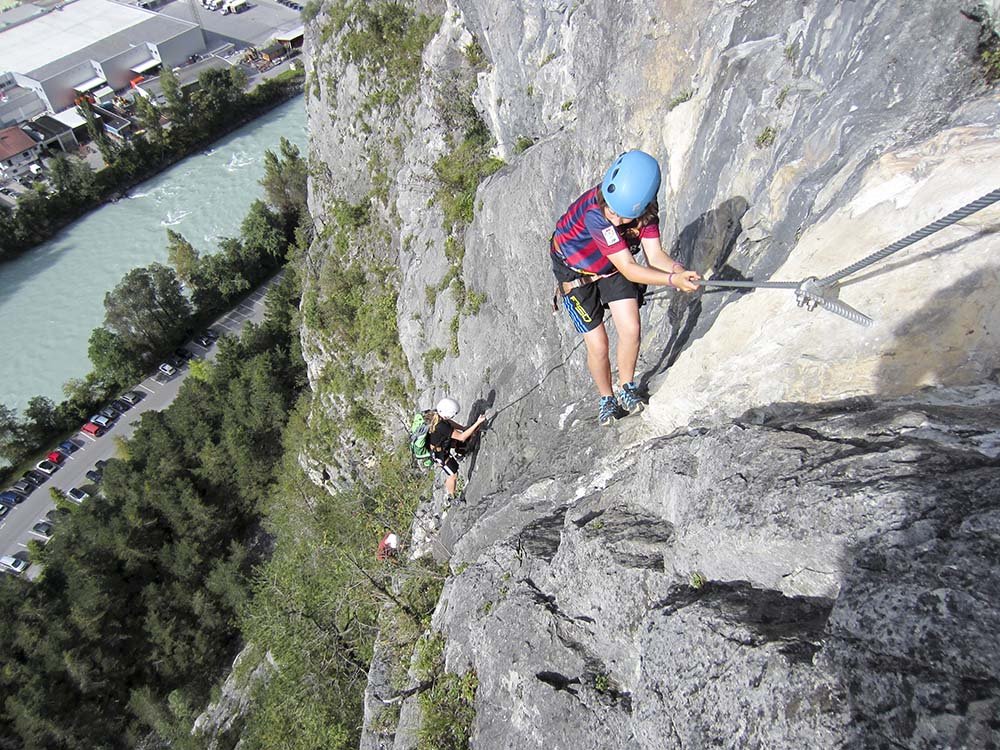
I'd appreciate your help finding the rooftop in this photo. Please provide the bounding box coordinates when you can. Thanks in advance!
[137,54,233,99]
[26,114,72,137]
[0,0,196,78]
[0,124,35,159]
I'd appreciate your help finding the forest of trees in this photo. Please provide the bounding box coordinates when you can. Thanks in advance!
[0,67,303,261]
[0,135,310,747]
[0,273,305,748]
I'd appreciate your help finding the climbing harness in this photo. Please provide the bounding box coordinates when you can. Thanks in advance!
[694,188,1000,326]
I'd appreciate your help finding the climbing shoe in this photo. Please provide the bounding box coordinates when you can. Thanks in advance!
[598,395,621,426]
[616,381,644,415]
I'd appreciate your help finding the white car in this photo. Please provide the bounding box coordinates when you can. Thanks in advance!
[158,362,176,376]
[0,555,29,574]
[36,459,58,475]
[90,414,112,428]
[67,487,90,503]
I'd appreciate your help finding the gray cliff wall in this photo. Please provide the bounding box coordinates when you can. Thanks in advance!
[301,0,1000,747]
[434,384,1000,749]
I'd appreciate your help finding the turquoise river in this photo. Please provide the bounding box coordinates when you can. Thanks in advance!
[0,96,306,413]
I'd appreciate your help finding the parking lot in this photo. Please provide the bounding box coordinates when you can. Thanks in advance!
[0,274,282,577]
[159,0,302,49]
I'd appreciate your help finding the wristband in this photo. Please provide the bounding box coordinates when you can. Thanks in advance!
[667,272,676,287]
[671,261,684,273]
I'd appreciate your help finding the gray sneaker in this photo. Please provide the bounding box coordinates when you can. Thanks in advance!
[598,395,621,426]
[616,381,644,414]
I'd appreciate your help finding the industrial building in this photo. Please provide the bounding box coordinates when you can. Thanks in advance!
[0,0,206,120]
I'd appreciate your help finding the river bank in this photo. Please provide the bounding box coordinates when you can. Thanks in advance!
[0,70,304,264]
[0,96,307,412]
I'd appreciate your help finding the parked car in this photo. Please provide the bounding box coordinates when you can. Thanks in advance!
[95,459,108,471]
[0,490,23,507]
[46,450,65,464]
[67,487,89,503]
[174,347,193,361]
[36,459,58,475]
[110,398,131,412]
[98,406,120,420]
[121,391,144,405]
[194,335,212,347]
[0,505,9,520]
[31,521,53,539]
[11,479,33,494]
[58,439,79,454]
[86,469,103,483]
[90,414,112,428]
[0,556,29,574]
[22,470,46,486]
[204,328,220,341]
[158,362,176,376]
[81,421,105,437]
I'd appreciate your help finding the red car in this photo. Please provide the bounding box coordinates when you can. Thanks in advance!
[81,422,105,437]
[46,450,65,464]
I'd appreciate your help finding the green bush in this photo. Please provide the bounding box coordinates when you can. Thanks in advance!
[667,90,692,110]
[417,670,478,750]
[464,290,486,315]
[984,48,1000,81]
[422,348,446,378]
[449,315,460,355]
[321,2,440,107]
[755,126,777,149]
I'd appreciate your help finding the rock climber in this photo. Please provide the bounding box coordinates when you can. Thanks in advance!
[376,530,399,561]
[550,149,701,425]
[427,397,488,499]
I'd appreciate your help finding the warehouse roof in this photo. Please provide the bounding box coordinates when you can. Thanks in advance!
[0,0,197,79]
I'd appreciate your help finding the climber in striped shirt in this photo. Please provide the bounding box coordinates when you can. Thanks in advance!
[551,150,700,426]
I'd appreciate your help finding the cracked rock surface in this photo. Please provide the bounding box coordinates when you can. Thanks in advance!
[426,385,1000,749]
[299,0,1000,746]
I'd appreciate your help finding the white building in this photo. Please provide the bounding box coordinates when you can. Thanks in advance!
[0,0,205,116]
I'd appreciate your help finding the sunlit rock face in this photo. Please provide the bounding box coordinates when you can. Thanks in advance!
[302,0,1000,747]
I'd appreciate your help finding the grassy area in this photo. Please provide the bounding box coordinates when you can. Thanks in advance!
[413,633,478,750]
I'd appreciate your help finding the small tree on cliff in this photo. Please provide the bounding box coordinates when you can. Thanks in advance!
[259,137,308,230]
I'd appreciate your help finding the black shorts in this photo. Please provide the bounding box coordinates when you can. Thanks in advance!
[433,453,459,476]
[561,273,643,334]
[551,251,644,333]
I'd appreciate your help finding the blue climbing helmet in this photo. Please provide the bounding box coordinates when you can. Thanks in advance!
[600,150,662,219]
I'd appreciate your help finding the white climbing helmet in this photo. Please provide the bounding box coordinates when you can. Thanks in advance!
[436,397,460,420]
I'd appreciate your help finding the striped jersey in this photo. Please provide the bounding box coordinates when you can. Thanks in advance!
[551,186,660,275]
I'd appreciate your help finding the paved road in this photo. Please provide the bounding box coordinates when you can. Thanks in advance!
[0,275,283,574]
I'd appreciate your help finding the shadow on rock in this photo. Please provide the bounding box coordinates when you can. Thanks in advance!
[822,412,1000,747]
[874,266,1000,396]
[638,196,749,391]
[463,390,496,483]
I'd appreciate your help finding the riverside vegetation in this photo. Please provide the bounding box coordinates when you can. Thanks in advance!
[0,2,498,747]
[0,134,310,748]
[0,137,307,483]
[0,66,304,262]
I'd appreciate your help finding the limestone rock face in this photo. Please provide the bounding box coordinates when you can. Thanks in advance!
[300,0,1000,746]
[434,385,1000,749]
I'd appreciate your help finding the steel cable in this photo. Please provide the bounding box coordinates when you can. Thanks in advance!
[816,188,1000,287]
[679,188,1000,325]
[693,279,799,289]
